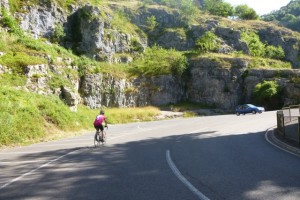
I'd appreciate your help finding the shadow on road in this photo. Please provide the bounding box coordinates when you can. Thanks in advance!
[1,130,300,200]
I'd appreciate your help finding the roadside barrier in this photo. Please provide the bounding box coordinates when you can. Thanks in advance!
[277,106,300,145]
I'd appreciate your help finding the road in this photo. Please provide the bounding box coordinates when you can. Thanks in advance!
[1,111,300,200]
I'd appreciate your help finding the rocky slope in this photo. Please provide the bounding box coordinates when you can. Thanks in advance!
[1,1,300,111]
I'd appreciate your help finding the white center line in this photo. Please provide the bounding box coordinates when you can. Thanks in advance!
[166,150,210,200]
[0,149,80,190]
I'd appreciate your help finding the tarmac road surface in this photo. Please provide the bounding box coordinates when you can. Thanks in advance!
[1,111,300,200]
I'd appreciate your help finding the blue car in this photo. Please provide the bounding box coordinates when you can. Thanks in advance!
[235,104,265,116]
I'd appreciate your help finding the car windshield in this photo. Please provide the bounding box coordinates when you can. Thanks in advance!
[247,104,255,108]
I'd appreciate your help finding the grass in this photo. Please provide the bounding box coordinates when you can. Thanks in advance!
[162,101,215,112]
[0,85,161,147]
[190,53,292,69]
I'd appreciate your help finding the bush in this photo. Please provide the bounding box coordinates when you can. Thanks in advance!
[241,30,265,57]
[253,80,282,110]
[1,9,24,37]
[129,45,188,77]
[195,31,221,53]
[264,45,285,60]
[146,15,158,30]
[50,23,66,44]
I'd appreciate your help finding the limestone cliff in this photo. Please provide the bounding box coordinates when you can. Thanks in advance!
[2,1,300,112]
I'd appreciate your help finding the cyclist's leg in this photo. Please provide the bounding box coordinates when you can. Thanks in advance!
[94,126,101,141]
[99,125,104,140]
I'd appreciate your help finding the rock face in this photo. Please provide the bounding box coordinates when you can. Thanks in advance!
[256,25,300,67]
[64,5,146,62]
[187,58,246,109]
[16,2,66,38]
[79,74,184,108]
[187,57,300,110]
[4,1,300,112]
[0,0,9,13]
[10,2,300,67]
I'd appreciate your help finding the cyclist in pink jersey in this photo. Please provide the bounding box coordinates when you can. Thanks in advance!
[93,110,108,133]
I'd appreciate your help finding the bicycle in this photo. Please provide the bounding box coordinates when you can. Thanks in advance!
[94,127,107,147]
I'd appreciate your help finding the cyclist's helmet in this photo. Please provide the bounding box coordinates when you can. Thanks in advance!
[100,110,105,115]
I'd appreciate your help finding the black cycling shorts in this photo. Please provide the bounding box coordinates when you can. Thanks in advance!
[94,125,104,131]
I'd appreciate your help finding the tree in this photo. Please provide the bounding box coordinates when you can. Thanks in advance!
[203,0,234,17]
[235,4,259,20]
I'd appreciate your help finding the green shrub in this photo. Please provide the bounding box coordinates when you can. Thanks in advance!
[146,15,158,30]
[73,55,99,76]
[48,75,72,90]
[253,80,282,110]
[264,45,285,60]
[195,31,221,53]
[50,23,66,44]
[1,9,24,37]
[129,45,188,77]
[241,30,265,57]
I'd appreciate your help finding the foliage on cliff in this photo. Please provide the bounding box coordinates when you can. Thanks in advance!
[263,0,300,32]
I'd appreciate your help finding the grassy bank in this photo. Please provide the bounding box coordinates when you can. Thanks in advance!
[0,86,160,147]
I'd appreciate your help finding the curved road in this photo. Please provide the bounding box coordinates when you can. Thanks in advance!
[1,111,300,200]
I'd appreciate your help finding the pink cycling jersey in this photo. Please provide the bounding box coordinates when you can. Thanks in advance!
[93,115,105,126]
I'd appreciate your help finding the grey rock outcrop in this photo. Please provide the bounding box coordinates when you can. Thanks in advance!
[79,73,184,108]
[257,25,300,67]
[65,5,146,62]
[187,58,246,109]
[16,2,66,38]
[80,73,134,108]
[0,0,9,13]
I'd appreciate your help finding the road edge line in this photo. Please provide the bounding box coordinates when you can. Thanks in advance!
[265,128,300,158]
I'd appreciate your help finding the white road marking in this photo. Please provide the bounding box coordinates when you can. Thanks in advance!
[0,149,80,190]
[0,128,154,188]
[166,150,210,200]
[0,151,48,155]
[0,125,165,189]
[0,160,49,165]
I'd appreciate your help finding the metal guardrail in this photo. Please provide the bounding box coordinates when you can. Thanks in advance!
[277,105,300,145]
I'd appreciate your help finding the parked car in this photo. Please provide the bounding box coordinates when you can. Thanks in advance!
[235,104,265,116]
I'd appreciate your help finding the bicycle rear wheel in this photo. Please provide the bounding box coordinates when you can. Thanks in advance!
[94,132,101,147]
[101,130,106,145]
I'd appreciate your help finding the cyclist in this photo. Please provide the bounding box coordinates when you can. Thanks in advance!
[93,110,108,141]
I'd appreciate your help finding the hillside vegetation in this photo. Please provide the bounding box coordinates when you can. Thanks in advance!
[263,0,300,32]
